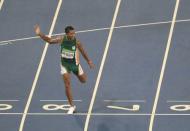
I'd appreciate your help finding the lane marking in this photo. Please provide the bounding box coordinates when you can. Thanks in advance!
[18,0,62,131]
[1,18,190,45]
[40,99,82,102]
[84,0,121,131]
[0,100,19,101]
[167,100,190,103]
[170,105,190,111]
[107,105,140,111]
[104,100,146,103]
[43,104,70,111]
[0,42,13,46]
[1,113,190,116]
[149,0,180,131]
[0,104,12,110]
[0,36,38,45]
[0,0,4,10]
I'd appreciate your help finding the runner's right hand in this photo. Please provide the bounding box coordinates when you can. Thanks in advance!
[34,25,41,36]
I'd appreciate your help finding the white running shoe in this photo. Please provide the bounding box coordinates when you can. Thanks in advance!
[67,105,76,114]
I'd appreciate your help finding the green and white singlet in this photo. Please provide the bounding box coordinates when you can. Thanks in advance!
[60,35,83,75]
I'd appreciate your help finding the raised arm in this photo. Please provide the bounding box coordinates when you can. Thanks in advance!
[34,25,63,44]
[77,40,95,68]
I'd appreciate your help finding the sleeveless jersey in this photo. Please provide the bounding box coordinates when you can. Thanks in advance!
[61,35,77,65]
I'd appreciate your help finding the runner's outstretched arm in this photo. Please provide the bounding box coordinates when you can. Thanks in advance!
[34,24,63,44]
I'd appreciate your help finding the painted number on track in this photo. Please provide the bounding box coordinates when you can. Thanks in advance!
[43,104,71,111]
[0,104,13,111]
[170,105,190,111]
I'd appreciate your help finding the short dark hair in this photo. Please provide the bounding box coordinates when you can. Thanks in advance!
[65,26,74,34]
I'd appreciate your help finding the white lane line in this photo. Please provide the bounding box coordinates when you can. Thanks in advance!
[0,36,39,44]
[0,113,23,115]
[0,42,13,46]
[1,113,190,116]
[40,100,82,102]
[149,0,180,131]
[167,100,190,103]
[18,0,62,131]
[1,18,190,45]
[0,42,9,46]
[0,100,19,101]
[0,0,4,10]
[84,0,121,131]
[104,100,146,103]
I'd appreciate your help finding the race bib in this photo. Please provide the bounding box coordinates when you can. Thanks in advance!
[61,49,75,59]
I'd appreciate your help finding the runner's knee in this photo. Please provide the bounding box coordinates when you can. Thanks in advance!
[80,75,87,83]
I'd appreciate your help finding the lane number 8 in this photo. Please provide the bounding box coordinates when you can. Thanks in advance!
[0,104,13,111]
[170,105,190,111]
[43,104,71,111]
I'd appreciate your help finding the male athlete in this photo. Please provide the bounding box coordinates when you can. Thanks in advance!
[34,25,94,114]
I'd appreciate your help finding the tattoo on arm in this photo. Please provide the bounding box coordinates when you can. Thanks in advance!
[39,33,63,44]
[49,36,63,44]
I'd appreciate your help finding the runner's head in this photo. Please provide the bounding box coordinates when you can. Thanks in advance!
[65,26,75,39]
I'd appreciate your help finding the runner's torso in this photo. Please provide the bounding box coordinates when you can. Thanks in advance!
[61,35,79,65]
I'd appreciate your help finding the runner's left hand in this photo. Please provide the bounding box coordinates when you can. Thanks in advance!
[88,60,95,69]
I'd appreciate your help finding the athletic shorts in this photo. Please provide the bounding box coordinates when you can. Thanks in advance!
[60,63,84,76]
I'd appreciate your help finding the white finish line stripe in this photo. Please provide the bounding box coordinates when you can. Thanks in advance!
[84,0,121,131]
[149,0,180,131]
[40,100,82,102]
[2,113,190,116]
[0,0,4,10]
[18,0,62,131]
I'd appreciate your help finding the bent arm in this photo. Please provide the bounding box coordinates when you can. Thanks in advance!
[34,25,63,44]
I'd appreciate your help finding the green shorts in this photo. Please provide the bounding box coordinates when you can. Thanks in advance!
[60,63,84,75]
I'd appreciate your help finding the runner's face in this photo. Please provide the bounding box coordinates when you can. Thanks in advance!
[67,30,75,39]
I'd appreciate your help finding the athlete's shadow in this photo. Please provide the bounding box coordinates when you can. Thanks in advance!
[72,99,114,130]
[73,115,111,131]
[73,115,85,130]
[97,123,110,131]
